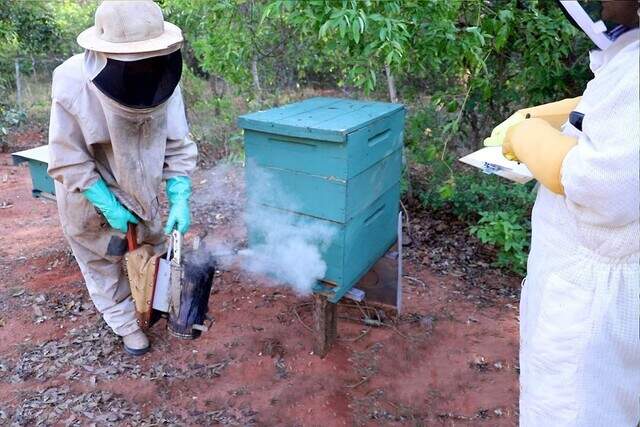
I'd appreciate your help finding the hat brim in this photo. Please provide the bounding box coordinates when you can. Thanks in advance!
[77,21,183,54]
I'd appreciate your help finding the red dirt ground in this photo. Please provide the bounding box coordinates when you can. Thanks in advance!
[0,147,521,426]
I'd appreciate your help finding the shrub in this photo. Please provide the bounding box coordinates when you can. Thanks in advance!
[447,172,535,221]
[470,210,530,274]
[0,103,26,150]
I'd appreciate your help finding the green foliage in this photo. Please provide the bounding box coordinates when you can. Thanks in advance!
[163,0,258,89]
[0,0,95,91]
[2,107,26,128]
[0,102,26,149]
[163,0,305,94]
[272,0,412,92]
[48,0,96,56]
[448,174,535,220]
[471,211,530,274]
[0,0,95,58]
[453,175,534,274]
[0,0,60,57]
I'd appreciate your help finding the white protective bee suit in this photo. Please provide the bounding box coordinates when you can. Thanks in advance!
[519,27,640,426]
[47,50,197,337]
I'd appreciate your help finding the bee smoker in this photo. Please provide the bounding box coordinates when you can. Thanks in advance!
[167,231,217,339]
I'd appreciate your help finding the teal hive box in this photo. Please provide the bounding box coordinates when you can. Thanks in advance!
[12,145,56,199]
[238,97,405,303]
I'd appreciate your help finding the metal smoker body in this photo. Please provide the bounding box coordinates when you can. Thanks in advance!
[126,227,215,339]
[167,231,216,339]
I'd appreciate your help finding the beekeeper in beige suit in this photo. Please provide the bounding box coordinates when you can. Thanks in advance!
[48,0,197,355]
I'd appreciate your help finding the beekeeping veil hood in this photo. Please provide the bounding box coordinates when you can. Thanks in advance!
[68,0,190,223]
[79,0,184,109]
[558,1,638,50]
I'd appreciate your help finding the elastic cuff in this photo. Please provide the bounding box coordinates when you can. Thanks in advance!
[112,319,141,337]
[80,175,102,193]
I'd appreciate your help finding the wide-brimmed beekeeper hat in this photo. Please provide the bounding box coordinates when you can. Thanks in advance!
[77,0,183,54]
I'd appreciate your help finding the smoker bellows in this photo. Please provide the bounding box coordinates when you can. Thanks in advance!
[239,97,405,303]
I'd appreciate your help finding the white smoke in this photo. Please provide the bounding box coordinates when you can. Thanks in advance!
[240,163,336,295]
[194,161,336,295]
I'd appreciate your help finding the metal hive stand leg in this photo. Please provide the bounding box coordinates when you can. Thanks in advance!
[313,293,337,358]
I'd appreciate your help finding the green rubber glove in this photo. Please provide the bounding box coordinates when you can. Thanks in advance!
[164,176,192,234]
[83,178,139,233]
[483,111,528,147]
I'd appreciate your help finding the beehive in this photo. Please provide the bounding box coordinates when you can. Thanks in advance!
[239,97,405,302]
[12,145,56,199]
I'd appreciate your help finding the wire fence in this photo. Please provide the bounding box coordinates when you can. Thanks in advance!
[4,56,66,111]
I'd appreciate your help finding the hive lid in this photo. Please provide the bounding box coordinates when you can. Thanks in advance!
[12,145,50,165]
[238,97,404,142]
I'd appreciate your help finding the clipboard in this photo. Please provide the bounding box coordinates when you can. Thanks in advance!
[459,146,534,184]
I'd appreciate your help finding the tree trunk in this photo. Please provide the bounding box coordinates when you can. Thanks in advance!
[251,56,262,101]
[385,63,398,103]
[15,59,22,111]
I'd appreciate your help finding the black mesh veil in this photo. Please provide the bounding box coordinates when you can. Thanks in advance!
[93,50,183,109]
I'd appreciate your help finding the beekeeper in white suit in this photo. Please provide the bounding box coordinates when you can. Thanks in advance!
[485,1,639,425]
[48,0,197,355]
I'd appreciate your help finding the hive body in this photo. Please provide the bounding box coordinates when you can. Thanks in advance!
[239,97,405,302]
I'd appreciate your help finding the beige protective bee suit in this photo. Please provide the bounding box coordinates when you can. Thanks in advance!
[519,28,640,426]
[47,51,197,337]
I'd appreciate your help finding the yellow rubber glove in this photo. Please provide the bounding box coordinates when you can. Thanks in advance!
[503,118,578,194]
[483,97,582,148]
[483,111,528,147]
[518,96,582,130]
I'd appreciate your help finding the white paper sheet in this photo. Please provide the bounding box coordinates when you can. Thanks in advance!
[459,146,534,184]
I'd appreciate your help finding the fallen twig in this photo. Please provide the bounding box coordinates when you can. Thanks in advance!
[400,199,412,241]
[338,314,427,343]
[338,329,369,342]
[291,302,314,334]
[403,275,427,288]
[344,376,370,389]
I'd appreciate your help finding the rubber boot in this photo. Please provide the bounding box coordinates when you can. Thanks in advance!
[123,329,150,356]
